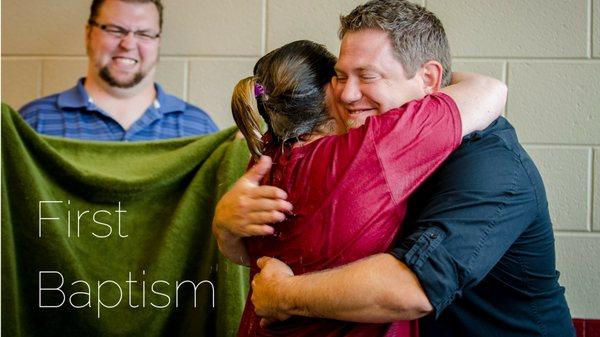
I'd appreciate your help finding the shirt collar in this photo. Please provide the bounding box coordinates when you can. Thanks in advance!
[56,78,92,109]
[462,117,509,142]
[153,83,186,114]
[56,78,186,115]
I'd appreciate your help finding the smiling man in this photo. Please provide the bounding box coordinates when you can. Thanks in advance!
[19,0,217,141]
[334,29,433,129]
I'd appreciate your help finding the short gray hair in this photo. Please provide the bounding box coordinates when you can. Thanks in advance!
[339,0,452,87]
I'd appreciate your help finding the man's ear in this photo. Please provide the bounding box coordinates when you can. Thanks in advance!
[420,60,443,94]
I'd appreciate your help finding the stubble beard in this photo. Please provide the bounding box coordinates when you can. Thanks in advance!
[99,66,145,89]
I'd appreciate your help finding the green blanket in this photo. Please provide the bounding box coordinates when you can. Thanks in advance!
[1,104,250,337]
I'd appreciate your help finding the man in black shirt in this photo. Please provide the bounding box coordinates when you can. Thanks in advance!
[212,1,575,336]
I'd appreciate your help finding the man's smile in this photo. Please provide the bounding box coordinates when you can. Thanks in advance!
[111,56,138,66]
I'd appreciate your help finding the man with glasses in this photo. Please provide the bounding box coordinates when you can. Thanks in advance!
[19,0,218,141]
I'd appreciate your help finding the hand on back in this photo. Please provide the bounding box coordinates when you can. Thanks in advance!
[212,156,293,239]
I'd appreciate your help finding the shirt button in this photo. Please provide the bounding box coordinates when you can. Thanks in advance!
[429,233,438,239]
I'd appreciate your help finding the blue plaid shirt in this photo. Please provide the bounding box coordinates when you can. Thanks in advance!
[19,79,218,141]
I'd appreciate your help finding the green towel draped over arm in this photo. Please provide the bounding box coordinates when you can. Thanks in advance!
[1,103,250,337]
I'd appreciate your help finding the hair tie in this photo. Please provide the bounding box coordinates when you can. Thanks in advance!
[254,83,266,98]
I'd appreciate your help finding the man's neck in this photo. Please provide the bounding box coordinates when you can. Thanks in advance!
[84,75,157,130]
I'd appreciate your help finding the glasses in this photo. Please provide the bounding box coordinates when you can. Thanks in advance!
[88,20,160,42]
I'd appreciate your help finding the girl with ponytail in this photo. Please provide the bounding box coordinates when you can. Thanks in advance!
[231,40,341,160]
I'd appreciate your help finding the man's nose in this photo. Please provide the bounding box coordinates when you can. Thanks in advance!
[119,33,137,49]
[339,79,361,104]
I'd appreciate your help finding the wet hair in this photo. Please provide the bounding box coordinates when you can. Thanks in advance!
[232,40,337,159]
[89,0,163,30]
[339,0,452,87]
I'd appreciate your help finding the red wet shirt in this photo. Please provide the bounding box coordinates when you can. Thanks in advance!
[238,93,462,337]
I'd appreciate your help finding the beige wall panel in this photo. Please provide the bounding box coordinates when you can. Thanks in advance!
[555,233,600,318]
[2,0,88,55]
[154,59,186,99]
[188,58,257,129]
[160,0,263,56]
[1,59,42,110]
[427,0,588,57]
[452,61,504,81]
[267,0,424,55]
[507,62,600,144]
[526,147,590,231]
[42,59,87,96]
[266,0,372,55]
[267,0,425,55]
[595,148,600,231]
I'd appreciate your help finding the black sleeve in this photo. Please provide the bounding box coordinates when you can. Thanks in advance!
[390,131,541,317]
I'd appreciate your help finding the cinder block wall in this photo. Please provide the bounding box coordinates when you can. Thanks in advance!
[2,0,599,318]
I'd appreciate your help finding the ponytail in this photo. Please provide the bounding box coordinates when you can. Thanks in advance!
[231,76,265,160]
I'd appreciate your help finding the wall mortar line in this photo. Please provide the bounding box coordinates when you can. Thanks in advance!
[591,148,596,231]
[183,60,189,101]
[262,0,268,55]
[38,60,44,98]
[503,61,509,119]
[589,0,594,58]
[523,143,600,148]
